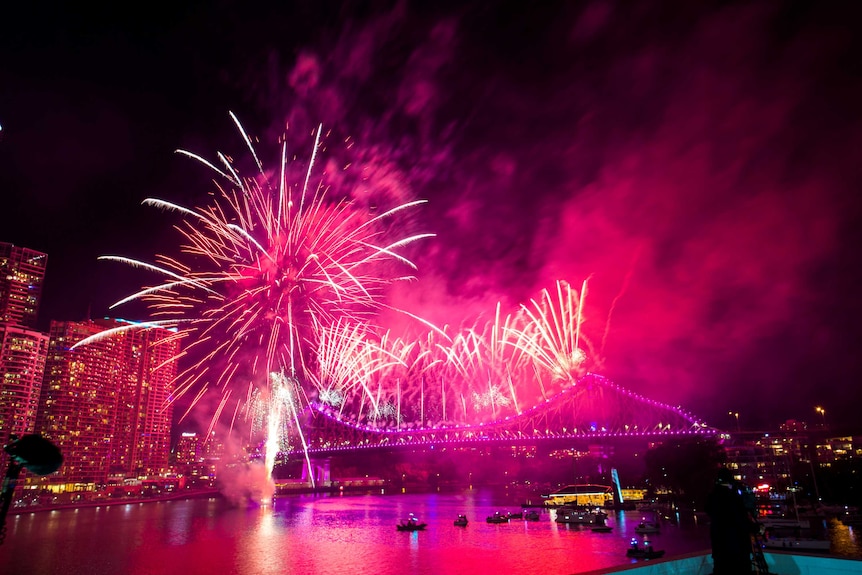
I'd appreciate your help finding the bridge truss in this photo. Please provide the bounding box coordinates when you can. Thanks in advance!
[288,374,715,456]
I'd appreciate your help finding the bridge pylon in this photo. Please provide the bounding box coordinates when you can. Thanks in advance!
[300,456,332,487]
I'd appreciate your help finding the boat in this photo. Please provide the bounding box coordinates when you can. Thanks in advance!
[542,484,614,507]
[507,510,523,519]
[486,511,509,524]
[626,547,665,559]
[634,520,660,534]
[397,514,427,531]
[760,516,810,529]
[626,538,665,559]
[761,524,830,552]
[591,525,613,533]
[453,514,468,527]
[762,536,830,552]
[523,510,541,521]
[555,507,599,525]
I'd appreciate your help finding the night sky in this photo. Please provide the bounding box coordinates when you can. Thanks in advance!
[3,1,861,431]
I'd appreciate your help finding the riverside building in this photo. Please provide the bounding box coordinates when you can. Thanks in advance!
[0,242,49,445]
[35,318,180,492]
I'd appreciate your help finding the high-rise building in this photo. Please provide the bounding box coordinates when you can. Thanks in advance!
[0,324,49,443]
[175,432,204,467]
[0,242,49,448]
[36,318,179,488]
[173,431,221,488]
[0,242,47,329]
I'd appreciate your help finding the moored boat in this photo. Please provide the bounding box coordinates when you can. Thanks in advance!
[762,536,830,552]
[453,514,468,527]
[542,484,614,507]
[397,514,427,531]
[626,547,665,559]
[555,507,599,525]
[760,516,810,529]
[626,538,664,559]
[486,511,509,524]
[634,520,660,534]
[523,509,541,521]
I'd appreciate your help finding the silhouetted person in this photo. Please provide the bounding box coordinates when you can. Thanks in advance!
[706,468,755,574]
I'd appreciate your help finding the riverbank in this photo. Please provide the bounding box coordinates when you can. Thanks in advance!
[8,487,222,515]
[10,479,393,515]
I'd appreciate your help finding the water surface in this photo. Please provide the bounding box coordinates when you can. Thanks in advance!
[0,489,744,575]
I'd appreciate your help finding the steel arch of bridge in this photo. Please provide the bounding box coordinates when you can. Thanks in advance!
[288,373,716,456]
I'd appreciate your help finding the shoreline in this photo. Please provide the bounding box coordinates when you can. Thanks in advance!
[9,488,223,515]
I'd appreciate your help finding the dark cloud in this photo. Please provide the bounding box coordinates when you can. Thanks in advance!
[2,0,860,429]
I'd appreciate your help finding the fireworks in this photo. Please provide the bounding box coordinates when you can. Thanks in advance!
[345,279,600,426]
[78,114,603,486]
[75,116,435,482]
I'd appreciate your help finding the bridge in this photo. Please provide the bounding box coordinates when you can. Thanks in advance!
[284,374,716,458]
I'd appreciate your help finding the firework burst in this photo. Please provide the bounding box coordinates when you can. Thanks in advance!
[76,115,435,455]
[72,115,613,490]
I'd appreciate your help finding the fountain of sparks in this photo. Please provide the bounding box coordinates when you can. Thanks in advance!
[248,371,314,493]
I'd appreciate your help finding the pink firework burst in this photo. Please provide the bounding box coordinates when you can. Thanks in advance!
[77,114,435,439]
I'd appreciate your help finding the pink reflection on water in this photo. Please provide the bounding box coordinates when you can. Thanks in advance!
[3,492,718,575]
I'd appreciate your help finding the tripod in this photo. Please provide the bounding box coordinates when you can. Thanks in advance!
[751,526,769,574]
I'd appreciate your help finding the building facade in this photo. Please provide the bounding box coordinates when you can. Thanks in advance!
[0,324,49,443]
[0,242,49,447]
[0,242,47,329]
[37,318,179,489]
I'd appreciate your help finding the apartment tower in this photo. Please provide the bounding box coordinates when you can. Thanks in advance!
[0,242,49,444]
[37,318,179,487]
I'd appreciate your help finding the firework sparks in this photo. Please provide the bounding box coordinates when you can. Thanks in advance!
[73,114,611,493]
[340,279,601,427]
[510,279,593,385]
[77,115,435,476]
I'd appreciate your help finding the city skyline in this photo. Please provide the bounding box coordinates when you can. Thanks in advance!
[2,2,861,430]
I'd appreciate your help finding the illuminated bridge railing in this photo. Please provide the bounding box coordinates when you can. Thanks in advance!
[286,373,717,456]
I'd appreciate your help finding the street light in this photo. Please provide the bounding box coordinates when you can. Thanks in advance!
[815,406,826,427]
[728,411,740,432]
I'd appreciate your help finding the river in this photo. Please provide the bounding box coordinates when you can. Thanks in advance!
[0,488,856,575]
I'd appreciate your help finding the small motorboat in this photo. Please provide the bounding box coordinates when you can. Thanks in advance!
[634,520,660,534]
[626,538,665,559]
[591,525,613,533]
[626,547,665,559]
[486,511,509,524]
[397,514,427,532]
[523,510,541,521]
[454,514,468,527]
